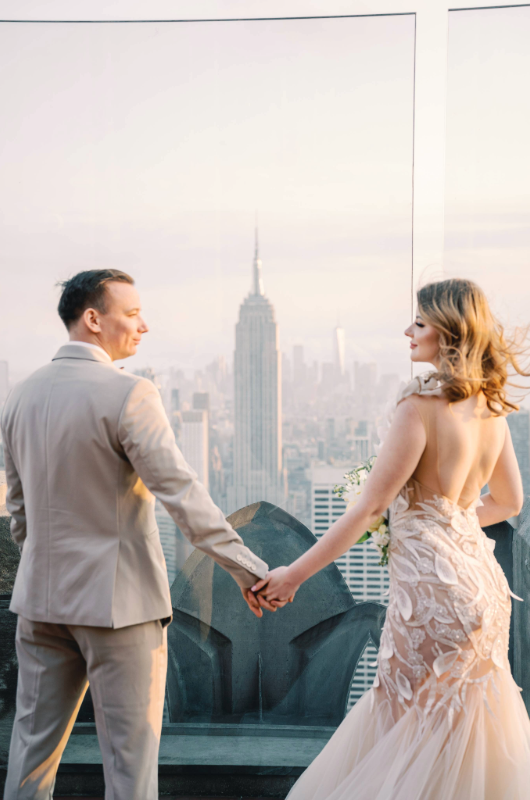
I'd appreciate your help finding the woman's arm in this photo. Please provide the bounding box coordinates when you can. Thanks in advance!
[253,398,427,602]
[477,419,524,527]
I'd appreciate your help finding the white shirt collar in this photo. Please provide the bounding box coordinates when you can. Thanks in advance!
[68,341,112,363]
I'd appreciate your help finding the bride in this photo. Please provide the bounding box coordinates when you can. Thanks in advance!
[251,278,530,799]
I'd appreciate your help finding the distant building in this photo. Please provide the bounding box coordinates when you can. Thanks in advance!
[508,409,530,496]
[205,355,230,397]
[311,465,389,708]
[333,325,345,379]
[171,389,180,412]
[293,345,306,386]
[193,392,210,412]
[228,230,284,511]
[352,420,372,464]
[181,409,209,489]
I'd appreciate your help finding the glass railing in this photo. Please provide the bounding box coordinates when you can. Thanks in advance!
[444,3,530,712]
[0,22,419,776]
[445,5,530,496]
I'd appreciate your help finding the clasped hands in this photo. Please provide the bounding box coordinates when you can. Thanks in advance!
[241,566,300,618]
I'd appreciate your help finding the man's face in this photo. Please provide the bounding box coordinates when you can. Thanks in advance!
[96,282,149,361]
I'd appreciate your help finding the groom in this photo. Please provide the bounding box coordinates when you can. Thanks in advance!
[1,269,281,800]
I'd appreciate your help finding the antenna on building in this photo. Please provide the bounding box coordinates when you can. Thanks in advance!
[252,213,265,296]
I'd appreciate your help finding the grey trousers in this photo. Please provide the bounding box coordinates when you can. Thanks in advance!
[4,616,167,800]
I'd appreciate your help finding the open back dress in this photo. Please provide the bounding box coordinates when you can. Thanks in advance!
[286,374,530,800]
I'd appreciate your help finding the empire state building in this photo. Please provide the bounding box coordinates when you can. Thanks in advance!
[228,232,284,511]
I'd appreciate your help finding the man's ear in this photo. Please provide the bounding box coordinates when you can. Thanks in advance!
[83,307,102,333]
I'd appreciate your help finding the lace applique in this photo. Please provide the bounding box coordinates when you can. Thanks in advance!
[371,373,513,728]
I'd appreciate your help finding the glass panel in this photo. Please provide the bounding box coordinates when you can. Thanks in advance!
[446,7,530,496]
[0,14,414,724]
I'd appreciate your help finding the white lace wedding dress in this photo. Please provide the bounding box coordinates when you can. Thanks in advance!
[287,377,530,800]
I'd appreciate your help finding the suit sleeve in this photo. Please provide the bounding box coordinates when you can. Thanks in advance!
[117,379,268,589]
[1,425,26,552]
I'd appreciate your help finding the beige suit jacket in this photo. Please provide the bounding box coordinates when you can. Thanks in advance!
[1,344,268,628]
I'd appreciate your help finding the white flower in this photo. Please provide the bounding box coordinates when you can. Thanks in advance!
[334,457,390,567]
[368,514,386,533]
[343,484,363,506]
[371,524,390,547]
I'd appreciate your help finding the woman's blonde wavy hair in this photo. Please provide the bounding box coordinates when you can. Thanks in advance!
[417,278,530,415]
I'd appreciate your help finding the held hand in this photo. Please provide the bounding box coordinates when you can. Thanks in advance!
[241,587,263,618]
[251,566,300,605]
[240,586,288,616]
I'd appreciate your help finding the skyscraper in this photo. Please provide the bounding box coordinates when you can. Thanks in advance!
[193,392,210,412]
[228,230,284,510]
[333,325,345,379]
[293,345,306,385]
[181,410,209,489]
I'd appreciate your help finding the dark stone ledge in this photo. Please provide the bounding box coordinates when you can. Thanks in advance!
[1,763,299,797]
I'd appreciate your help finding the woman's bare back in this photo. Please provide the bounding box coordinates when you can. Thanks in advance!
[407,393,507,509]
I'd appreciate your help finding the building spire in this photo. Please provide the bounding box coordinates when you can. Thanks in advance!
[252,216,265,296]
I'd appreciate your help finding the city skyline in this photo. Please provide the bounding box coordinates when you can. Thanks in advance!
[3,10,529,391]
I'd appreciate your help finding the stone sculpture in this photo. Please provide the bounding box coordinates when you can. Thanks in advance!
[166,502,387,726]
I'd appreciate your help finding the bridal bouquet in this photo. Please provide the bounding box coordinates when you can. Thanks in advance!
[333,456,390,566]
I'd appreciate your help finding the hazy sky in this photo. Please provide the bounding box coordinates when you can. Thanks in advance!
[444,6,530,334]
[0,6,528,387]
[0,14,415,380]
[442,6,530,407]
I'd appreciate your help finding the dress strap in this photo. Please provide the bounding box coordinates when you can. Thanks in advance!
[376,372,444,453]
[396,372,444,404]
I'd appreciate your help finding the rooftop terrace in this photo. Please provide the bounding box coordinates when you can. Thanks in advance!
[1,480,529,797]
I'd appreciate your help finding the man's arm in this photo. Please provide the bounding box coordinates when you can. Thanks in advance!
[118,378,269,590]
